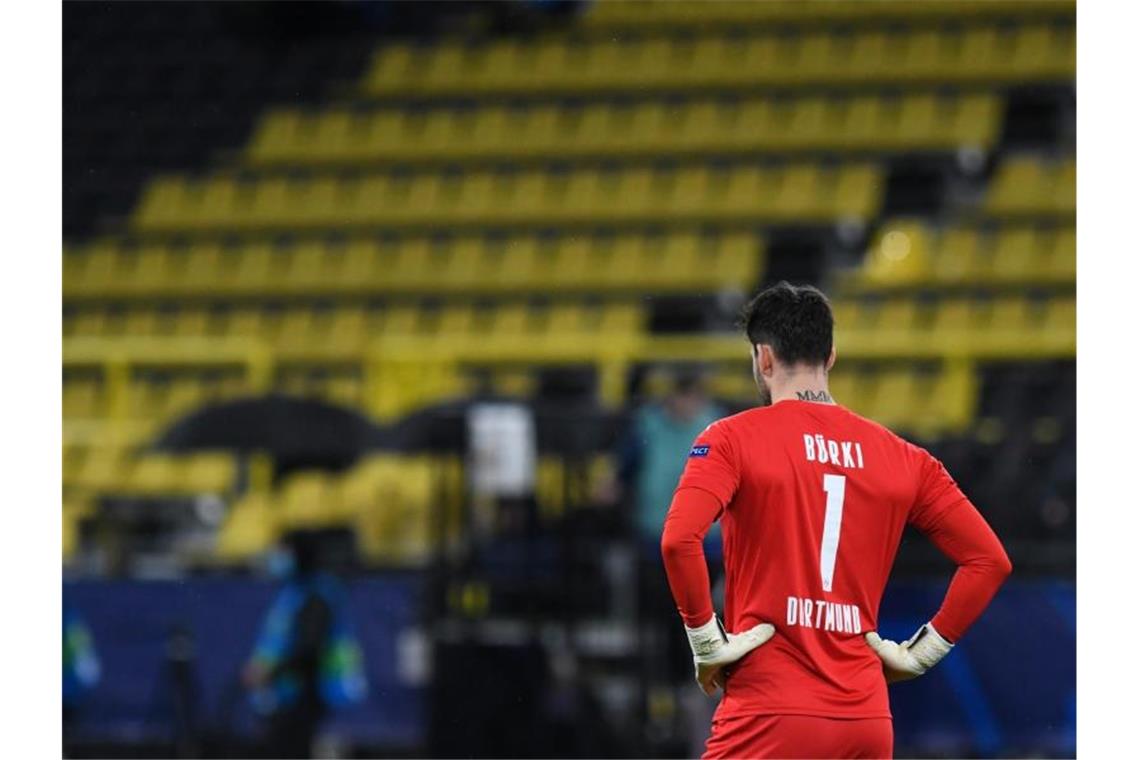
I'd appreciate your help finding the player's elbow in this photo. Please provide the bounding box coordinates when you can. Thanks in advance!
[660,529,683,561]
[660,525,697,562]
[994,549,1013,580]
[983,545,1013,582]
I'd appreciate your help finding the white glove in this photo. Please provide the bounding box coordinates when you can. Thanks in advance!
[684,616,776,696]
[865,623,954,684]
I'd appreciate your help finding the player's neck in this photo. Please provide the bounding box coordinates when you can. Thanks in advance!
[769,368,835,405]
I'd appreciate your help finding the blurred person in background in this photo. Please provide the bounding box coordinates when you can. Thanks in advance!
[243,530,367,759]
[600,365,726,557]
[62,600,100,727]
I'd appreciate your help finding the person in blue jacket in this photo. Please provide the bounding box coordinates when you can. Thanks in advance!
[63,600,101,726]
[243,531,366,759]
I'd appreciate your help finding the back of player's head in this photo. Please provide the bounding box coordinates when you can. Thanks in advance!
[739,282,834,367]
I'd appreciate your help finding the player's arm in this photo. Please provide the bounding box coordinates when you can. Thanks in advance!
[660,487,721,629]
[866,452,1013,683]
[660,423,774,695]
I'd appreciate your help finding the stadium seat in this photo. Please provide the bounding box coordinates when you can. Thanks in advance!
[122,451,236,497]
[215,492,278,562]
[986,156,1076,217]
[280,471,345,528]
[862,221,934,286]
[352,456,436,564]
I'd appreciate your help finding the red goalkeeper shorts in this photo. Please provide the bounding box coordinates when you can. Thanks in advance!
[702,713,893,759]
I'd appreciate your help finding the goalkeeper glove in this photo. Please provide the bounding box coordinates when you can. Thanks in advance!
[864,623,954,684]
[684,616,775,696]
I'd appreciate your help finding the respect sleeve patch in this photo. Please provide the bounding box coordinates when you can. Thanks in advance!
[689,444,710,457]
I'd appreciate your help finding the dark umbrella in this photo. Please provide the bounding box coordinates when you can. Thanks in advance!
[152,394,392,472]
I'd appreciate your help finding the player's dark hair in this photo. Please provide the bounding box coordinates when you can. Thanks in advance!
[738,282,834,366]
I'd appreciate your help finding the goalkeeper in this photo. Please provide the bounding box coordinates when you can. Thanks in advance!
[660,283,1012,758]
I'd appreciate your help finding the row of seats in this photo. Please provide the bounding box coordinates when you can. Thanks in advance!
[132,163,882,232]
[64,302,647,345]
[65,370,250,414]
[64,448,236,497]
[60,291,1076,432]
[856,221,1075,288]
[217,456,448,564]
[833,294,1074,359]
[64,232,763,298]
[248,93,1001,166]
[985,155,1076,217]
[65,369,368,422]
[580,1,1073,31]
[362,24,1075,96]
[63,291,1076,362]
[61,451,452,565]
[67,450,611,564]
[64,447,591,565]
[61,366,466,449]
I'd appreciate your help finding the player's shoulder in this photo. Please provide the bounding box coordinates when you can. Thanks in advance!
[696,405,798,445]
[839,405,932,460]
[700,406,768,432]
[835,404,901,438]
[689,407,760,445]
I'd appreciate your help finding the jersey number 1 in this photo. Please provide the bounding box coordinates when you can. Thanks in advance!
[820,474,847,592]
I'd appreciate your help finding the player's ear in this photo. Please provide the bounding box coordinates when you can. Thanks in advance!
[825,345,837,372]
[759,344,776,377]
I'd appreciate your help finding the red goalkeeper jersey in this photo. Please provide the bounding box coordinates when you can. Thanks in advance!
[662,399,1011,721]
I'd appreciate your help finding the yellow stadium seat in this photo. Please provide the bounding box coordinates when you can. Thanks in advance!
[986,296,1035,353]
[63,377,106,418]
[128,244,172,296]
[71,447,128,493]
[864,368,920,430]
[172,307,210,337]
[62,497,95,561]
[353,457,435,564]
[1044,228,1077,282]
[275,308,318,351]
[991,228,1038,283]
[120,452,233,496]
[163,378,210,419]
[863,221,933,286]
[987,156,1076,217]
[872,297,923,353]
[831,301,863,336]
[280,471,345,528]
[828,370,859,409]
[322,374,364,408]
[216,492,278,561]
[64,445,87,489]
[930,298,974,352]
[183,453,237,494]
[1044,296,1076,334]
[122,454,182,495]
[933,227,986,285]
